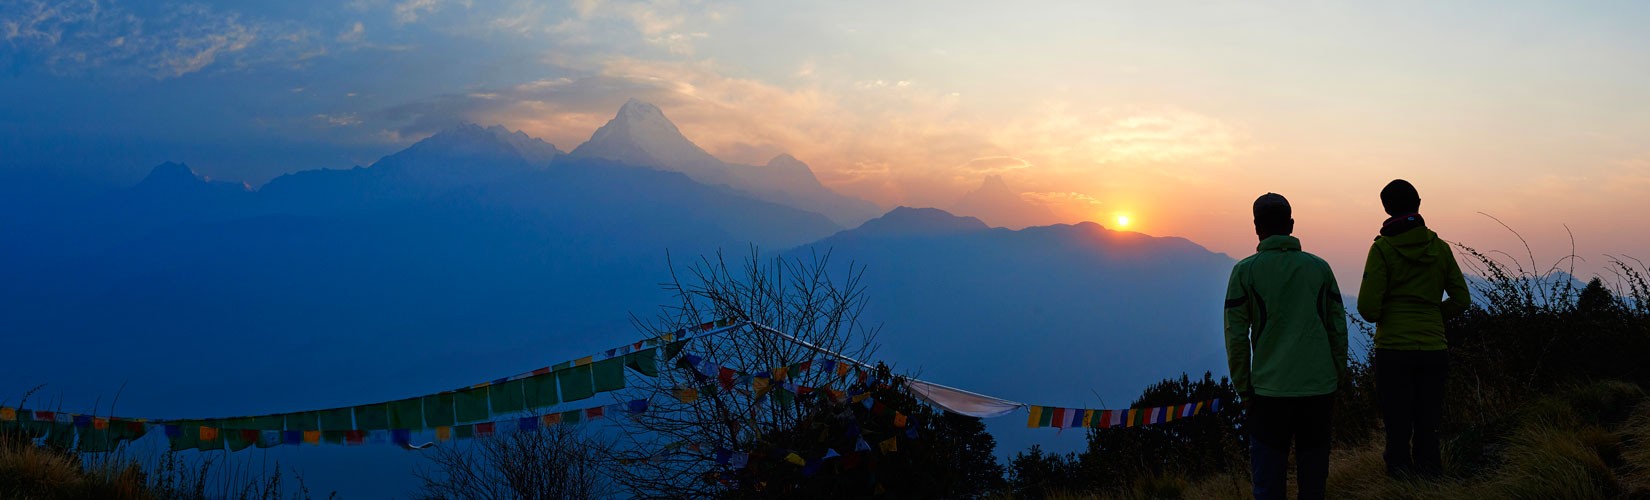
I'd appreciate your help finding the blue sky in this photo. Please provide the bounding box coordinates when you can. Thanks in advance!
[5,0,1650,276]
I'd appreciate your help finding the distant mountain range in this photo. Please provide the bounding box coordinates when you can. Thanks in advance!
[0,99,1236,497]
[950,174,1061,229]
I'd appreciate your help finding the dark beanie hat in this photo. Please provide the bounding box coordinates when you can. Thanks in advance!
[1380,179,1420,216]
[1253,193,1291,225]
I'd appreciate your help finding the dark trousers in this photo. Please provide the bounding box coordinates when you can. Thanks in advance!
[1375,348,1448,477]
[1248,394,1333,500]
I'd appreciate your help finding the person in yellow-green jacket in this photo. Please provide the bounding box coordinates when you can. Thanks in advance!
[1225,193,1349,500]
[1358,179,1470,479]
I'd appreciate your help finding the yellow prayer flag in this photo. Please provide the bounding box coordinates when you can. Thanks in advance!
[470,382,491,389]
[851,393,871,404]
[93,418,109,430]
[893,412,907,428]
[575,356,594,367]
[1082,410,1094,428]
[1027,406,1043,428]
[436,426,452,441]
[662,333,675,342]
[303,430,321,444]
[879,437,898,453]
[753,377,771,395]
[199,426,219,441]
[1127,409,1140,427]
[0,407,15,421]
[673,387,699,403]
[835,363,850,377]
[772,367,788,381]
[785,452,805,466]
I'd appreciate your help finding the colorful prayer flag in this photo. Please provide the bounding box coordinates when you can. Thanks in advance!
[355,404,391,430]
[490,379,527,414]
[454,386,491,423]
[0,407,13,421]
[424,393,457,428]
[435,426,452,441]
[785,452,806,466]
[389,398,424,431]
[559,364,596,403]
[879,437,898,453]
[319,407,354,431]
[303,430,321,444]
[624,348,659,377]
[673,387,699,403]
[542,413,562,426]
[593,357,627,392]
[475,422,496,437]
[524,373,559,409]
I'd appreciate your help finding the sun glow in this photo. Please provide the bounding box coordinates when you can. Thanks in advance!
[1115,214,1131,228]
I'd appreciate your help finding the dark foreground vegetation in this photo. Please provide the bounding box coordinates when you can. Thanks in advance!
[6,246,1650,499]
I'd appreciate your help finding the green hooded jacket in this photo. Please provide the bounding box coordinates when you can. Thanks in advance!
[1223,235,1349,397]
[1356,226,1470,351]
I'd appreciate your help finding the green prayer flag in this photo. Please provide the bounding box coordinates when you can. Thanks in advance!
[593,357,626,392]
[560,409,584,425]
[248,415,283,430]
[168,422,200,451]
[226,429,256,452]
[490,379,526,414]
[322,430,346,445]
[455,386,491,423]
[558,364,595,402]
[454,424,475,440]
[663,340,687,360]
[319,408,355,431]
[223,417,256,431]
[77,428,112,453]
[285,412,320,431]
[524,373,559,409]
[424,393,456,427]
[775,387,795,408]
[625,348,659,377]
[198,428,224,451]
[550,361,571,371]
[1037,407,1054,428]
[352,404,387,430]
[389,398,424,430]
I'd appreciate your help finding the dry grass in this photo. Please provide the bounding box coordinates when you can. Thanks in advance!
[1049,381,1650,500]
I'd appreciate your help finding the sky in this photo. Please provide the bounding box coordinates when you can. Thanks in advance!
[4,0,1650,282]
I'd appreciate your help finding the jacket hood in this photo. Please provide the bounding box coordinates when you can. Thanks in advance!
[1380,227,1441,263]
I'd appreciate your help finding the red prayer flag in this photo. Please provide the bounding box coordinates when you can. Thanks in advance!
[345,430,366,445]
[475,422,496,437]
[717,367,736,389]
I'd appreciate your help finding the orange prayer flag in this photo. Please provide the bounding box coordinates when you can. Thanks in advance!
[879,437,898,453]
[435,426,452,441]
[893,412,908,428]
[199,426,219,441]
[303,430,321,444]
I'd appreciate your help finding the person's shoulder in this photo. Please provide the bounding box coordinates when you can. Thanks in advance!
[1297,251,1335,271]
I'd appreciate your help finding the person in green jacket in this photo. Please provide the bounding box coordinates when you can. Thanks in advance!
[1225,193,1349,500]
[1358,179,1470,478]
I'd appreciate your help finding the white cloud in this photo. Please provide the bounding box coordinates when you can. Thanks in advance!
[1,0,325,79]
[338,21,365,42]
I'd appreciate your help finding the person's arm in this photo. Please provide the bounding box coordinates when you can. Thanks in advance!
[1441,240,1471,317]
[1323,265,1350,385]
[1356,242,1387,323]
[1224,265,1253,395]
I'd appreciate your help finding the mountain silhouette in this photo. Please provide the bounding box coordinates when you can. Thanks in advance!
[569,98,733,185]
[1,100,1236,496]
[568,99,881,226]
[952,175,1060,229]
[789,207,1234,458]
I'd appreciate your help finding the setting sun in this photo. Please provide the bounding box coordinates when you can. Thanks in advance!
[1116,214,1131,228]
